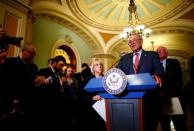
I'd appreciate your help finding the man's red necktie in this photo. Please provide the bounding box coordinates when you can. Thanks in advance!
[134,52,139,74]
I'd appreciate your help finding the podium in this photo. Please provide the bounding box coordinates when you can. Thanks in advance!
[85,73,156,131]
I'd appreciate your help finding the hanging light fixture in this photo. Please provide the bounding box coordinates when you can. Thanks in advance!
[120,0,152,39]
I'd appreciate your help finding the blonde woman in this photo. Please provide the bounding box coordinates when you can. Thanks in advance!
[90,58,104,100]
[90,58,104,78]
[77,58,106,131]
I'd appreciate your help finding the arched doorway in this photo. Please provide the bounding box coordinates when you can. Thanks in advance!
[54,45,77,71]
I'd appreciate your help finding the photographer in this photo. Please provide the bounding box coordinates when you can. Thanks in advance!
[0,25,22,64]
[0,26,8,64]
[0,25,23,127]
[0,25,47,130]
[0,26,7,122]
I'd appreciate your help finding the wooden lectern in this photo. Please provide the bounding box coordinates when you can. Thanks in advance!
[85,73,156,131]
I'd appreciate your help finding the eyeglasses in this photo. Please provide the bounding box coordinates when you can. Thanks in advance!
[128,39,142,44]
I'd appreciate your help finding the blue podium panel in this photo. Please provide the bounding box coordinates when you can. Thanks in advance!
[99,92,145,99]
[126,73,156,90]
[84,78,103,92]
[84,73,156,93]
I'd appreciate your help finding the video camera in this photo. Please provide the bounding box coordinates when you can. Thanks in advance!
[0,25,23,50]
[0,35,23,50]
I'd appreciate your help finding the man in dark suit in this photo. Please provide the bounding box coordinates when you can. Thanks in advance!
[157,46,187,131]
[35,55,66,130]
[0,26,7,120]
[2,43,41,130]
[117,34,164,131]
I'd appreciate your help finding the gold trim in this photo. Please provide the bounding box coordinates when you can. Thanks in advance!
[92,54,116,60]
[2,0,31,14]
[152,28,194,35]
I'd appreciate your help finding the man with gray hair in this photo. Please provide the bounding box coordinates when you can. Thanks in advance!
[117,34,164,131]
[2,43,45,130]
[156,46,187,131]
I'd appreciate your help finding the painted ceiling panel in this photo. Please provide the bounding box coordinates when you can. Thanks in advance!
[90,1,111,13]
[111,5,122,20]
[156,0,172,5]
[99,2,115,18]
[142,0,160,13]
[124,7,129,21]
[136,5,145,18]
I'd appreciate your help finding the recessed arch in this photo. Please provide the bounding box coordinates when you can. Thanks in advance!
[51,38,81,72]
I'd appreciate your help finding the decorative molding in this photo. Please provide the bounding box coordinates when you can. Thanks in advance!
[2,0,32,14]
[145,0,193,26]
[91,54,116,60]
[36,13,100,52]
[168,49,190,59]
[152,28,194,35]
[63,35,72,44]
[66,0,193,31]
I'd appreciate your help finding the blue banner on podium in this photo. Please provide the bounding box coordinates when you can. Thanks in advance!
[85,73,156,93]
[99,92,145,99]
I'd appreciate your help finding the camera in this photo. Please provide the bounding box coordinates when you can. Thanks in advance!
[0,35,23,50]
[0,25,23,50]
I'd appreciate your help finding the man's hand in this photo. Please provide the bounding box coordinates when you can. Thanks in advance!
[152,75,162,87]
[35,76,47,86]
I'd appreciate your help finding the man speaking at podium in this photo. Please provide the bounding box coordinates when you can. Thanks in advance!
[117,34,164,131]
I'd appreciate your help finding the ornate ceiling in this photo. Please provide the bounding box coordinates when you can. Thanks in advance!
[67,0,193,31]
[30,0,194,64]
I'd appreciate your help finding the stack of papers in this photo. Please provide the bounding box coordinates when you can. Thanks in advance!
[92,98,106,121]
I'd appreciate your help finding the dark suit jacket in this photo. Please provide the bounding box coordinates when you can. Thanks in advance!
[35,67,63,120]
[162,58,183,98]
[117,50,164,76]
[116,50,164,131]
[38,67,61,90]
[3,57,36,112]
[38,67,57,79]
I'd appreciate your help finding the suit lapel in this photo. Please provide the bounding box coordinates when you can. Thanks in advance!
[128,53,134,74]
[166,59,170,72]
[48,67,57,78]
[138,51,147,73]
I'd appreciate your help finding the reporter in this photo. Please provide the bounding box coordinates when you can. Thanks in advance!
[0,26,8,64]
[0,27,9,122]
[2,43,38,130]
